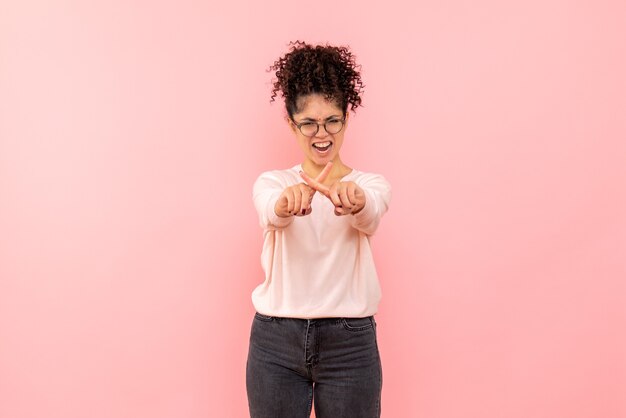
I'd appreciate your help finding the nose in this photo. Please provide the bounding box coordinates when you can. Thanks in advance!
[314,124,329,138]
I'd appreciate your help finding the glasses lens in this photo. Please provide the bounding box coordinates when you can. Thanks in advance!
[299,122,318,136]
[325,119,344,134]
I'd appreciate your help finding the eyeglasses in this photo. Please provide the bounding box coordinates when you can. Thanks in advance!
[291,117,345,137]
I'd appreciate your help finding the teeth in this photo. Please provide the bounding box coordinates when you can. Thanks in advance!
[313,142,331,148]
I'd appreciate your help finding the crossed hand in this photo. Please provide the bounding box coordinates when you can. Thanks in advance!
[274,162,366,218]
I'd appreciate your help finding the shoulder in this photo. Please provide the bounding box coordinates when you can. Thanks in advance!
[347,169,391,190]
[253,165,302,189]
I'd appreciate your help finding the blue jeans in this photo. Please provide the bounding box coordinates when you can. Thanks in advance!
[246,312,382,418]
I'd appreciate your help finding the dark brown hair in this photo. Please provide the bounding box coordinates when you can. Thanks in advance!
[268,40,365,119]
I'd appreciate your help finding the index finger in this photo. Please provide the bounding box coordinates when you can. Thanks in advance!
[300,171,331,197]
[315,161,333,183]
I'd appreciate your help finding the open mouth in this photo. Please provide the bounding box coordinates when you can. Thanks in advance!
[312,141,332,153]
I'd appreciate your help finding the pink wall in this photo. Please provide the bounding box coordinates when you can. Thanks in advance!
[1,1,625,417]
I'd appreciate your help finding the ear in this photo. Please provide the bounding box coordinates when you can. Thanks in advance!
[285,116,297,133]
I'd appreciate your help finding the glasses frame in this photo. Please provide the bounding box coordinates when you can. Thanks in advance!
[290,117,346,137]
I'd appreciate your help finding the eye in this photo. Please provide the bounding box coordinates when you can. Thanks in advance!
[326,119,343,129]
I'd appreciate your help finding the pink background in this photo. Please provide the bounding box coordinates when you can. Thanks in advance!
[1,1,625,417]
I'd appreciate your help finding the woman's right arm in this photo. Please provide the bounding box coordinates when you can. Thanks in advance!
[253,172,296,230]
[253,173,316,229]
[253,164,332,229]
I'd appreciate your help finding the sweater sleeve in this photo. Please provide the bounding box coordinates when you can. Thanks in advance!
[349,173,392,236]
[252,171,295,230]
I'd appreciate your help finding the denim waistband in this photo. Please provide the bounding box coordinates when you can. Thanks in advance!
[255,311,374,323]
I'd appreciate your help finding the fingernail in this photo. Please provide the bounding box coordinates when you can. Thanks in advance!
[301,209,306,215]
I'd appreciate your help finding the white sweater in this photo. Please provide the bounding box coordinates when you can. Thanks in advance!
[251,164,391,318]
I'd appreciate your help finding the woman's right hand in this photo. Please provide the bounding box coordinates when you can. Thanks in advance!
[274,162,333,218]
[274,183,316,217]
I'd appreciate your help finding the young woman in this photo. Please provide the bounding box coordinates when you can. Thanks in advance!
[246,41,392,418]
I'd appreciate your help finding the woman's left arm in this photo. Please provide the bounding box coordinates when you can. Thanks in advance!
[348,174,392,236]
[300,171,392,235]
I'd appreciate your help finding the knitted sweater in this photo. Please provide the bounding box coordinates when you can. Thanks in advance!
[251,164,391,319]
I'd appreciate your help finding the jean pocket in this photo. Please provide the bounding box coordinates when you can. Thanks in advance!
[341,316,374,332]
[254,312,274,322]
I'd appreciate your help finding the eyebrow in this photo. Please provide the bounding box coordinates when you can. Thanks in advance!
[298,114,343,122]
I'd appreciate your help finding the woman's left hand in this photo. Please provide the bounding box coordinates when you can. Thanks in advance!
[299,172,366,216]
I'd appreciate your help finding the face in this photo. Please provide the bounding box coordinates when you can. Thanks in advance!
[288,93,349,167]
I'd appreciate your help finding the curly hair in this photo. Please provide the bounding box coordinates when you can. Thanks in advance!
[268,40,364,119]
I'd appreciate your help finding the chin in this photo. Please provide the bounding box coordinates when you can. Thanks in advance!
[312,156,334,166]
